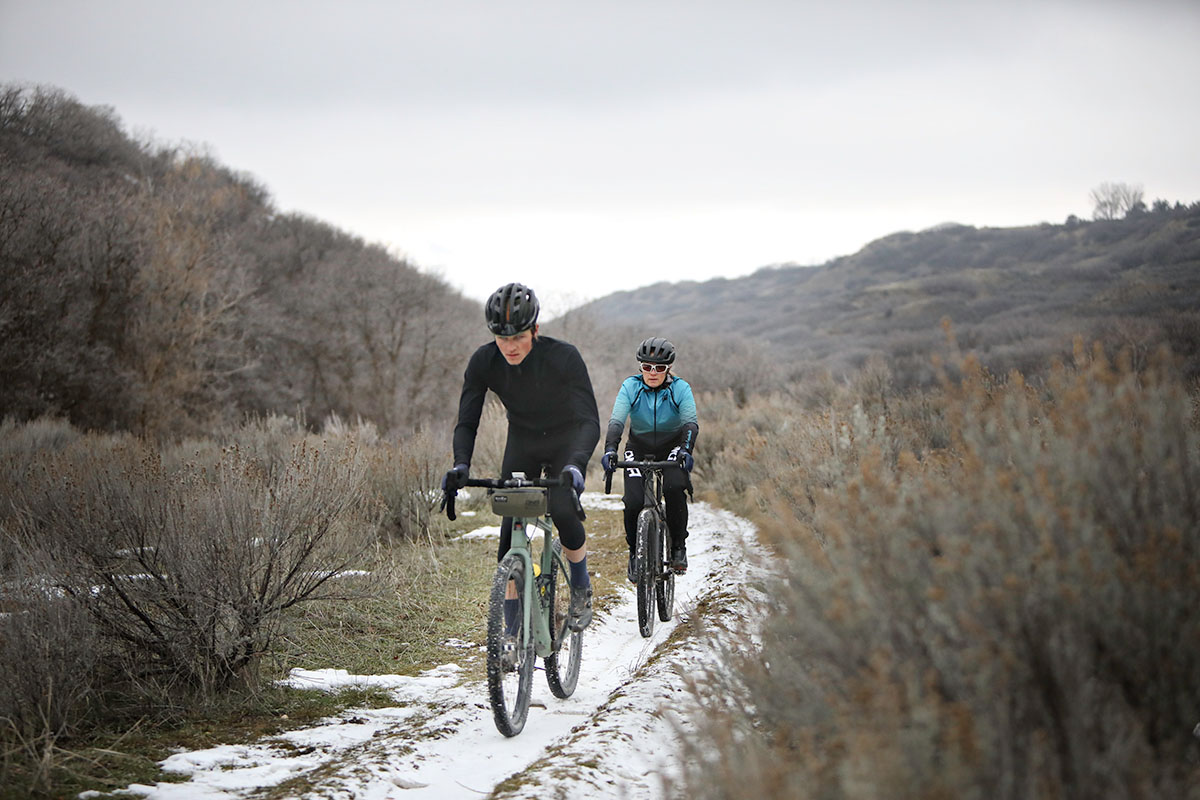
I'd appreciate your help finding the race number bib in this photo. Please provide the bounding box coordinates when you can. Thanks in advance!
[623,449,640,477]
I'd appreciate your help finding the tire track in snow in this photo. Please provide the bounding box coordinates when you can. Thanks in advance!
[107,502,761,800]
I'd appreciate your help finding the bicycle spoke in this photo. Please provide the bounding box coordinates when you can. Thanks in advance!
[657,522,675,622]
[636,509,656,638]
[487,553,534,736]
[544,541,581,698]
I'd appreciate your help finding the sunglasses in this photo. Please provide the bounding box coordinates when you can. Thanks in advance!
[640,362,669,373]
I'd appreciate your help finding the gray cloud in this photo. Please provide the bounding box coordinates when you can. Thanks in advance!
[3,0,1199,302]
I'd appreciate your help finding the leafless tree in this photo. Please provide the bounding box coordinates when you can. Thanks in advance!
[1090,181,1144,220]
[2,83,480,438]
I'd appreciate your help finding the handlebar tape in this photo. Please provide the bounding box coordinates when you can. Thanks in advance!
[612,460,682,470]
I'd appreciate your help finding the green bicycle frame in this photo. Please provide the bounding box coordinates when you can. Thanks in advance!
[506,510,571,658]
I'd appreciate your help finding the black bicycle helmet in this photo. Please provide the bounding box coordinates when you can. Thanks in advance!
[636,337,676,364]
[485,282,540,336]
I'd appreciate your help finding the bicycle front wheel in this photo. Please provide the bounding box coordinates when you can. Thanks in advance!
[657,522,675,622]
[487,552,534,737]
[635,508,657,638]
[544,541,581,698]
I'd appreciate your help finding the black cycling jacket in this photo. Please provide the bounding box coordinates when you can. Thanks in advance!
[452,336,600,473]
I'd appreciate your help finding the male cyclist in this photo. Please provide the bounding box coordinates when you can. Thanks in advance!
[443,282,601,631]
[601,337,699,581]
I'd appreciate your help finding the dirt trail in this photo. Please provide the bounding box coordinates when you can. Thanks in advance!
[114,502,760,800]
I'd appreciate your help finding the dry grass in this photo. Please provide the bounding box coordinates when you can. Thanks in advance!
[0,413,629,797]
[686,343,1200,799]
[0,418,419,795]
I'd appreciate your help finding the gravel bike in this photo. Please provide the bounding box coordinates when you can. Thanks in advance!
[605,460,684,638]
[442,469,584,737]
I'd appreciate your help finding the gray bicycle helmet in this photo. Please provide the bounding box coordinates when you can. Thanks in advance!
[636,337,676,364]
[485,282,540,336]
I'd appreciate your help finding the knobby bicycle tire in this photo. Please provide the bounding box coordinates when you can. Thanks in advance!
[656,519,675,622]
[544,541,582,698]
[487,552,534,737]
[636,508,657,638]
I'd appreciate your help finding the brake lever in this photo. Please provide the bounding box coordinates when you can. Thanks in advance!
[572,488,586,522]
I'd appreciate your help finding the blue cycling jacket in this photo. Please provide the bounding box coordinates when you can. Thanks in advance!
[604,374,699,456]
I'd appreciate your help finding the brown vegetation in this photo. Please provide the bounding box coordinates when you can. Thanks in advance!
[6,82,1199,797]
[1,84,479,440]
[0,415,447,791]
[683,345,1200,799]
[571,204,1200,391]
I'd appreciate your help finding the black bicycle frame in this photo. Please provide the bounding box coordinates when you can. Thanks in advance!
[604,459,681,508]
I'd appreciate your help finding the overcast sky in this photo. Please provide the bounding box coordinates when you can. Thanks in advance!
[3,1,1199,312]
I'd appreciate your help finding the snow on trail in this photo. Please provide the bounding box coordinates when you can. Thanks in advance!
[104,500,761,800]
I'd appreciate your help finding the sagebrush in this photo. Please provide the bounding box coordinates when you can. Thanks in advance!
[0,417,445,792]
[686,344,1200,799]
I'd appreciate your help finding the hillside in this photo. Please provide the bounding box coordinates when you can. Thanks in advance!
[5,85,1198,799]
[570,209,1200,386]
[7,82,1199,428]
[0,84,481,438]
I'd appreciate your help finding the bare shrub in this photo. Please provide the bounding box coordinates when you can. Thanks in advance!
[698,361,947,532]
[684,347,1200,798]
[695,387,844,527]
[0,544,100,762]
[850,354,894,416]
[0,415,81,457]
[1,412,459,791]
[466,399,510,478]
[165,413,304,478]
[361,429,445,543]
[6,432,372,698]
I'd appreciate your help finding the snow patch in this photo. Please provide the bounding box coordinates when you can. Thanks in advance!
[454,525,502,540]
[108,502,763,800]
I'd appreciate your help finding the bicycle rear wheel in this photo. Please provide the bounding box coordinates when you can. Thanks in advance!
[635,508,657,638]
[487,552,534,737]
[544,541,581,698]
[656,522,675,622]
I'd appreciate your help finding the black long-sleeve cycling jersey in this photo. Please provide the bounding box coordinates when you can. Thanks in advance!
[452,336,600,473]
